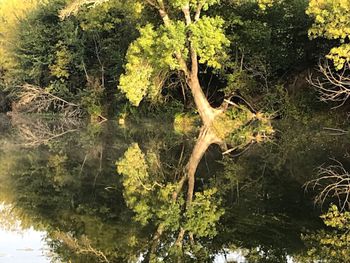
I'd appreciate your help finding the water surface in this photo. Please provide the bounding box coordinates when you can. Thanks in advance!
[0,113,348,262]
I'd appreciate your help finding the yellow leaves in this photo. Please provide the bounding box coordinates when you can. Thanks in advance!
[0,0,43,70]
[257,0,275,11]
[321,205,350,230]
[307,0,350,69]
[49,44,73,79]
[326,44,350,70]
[189,16,230,69]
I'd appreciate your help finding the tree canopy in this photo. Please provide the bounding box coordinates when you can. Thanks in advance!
[307,0,350,70]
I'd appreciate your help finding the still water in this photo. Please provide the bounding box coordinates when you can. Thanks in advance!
[0,113,348,262]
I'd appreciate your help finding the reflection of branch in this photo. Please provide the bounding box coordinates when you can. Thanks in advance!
[304,159,350,211]
[53,231,109,263]
[323,127,348,136]
[9,114,81,147]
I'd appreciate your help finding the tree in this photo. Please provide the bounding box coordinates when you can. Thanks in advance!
[307,0,350,71]
[0,0,43,73]
[61,0,274,126]
[297,205,350,263]
[307,0,350,106]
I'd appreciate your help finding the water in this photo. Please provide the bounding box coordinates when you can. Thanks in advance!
[0,113,348,262]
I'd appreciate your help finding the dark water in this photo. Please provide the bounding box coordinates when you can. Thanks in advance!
[0,113,349,263]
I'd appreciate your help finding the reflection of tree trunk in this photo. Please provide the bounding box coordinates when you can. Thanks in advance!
[186,126,222,205]
[149,126,222,258]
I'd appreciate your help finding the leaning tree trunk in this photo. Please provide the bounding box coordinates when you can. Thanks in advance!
[187,74,221,126]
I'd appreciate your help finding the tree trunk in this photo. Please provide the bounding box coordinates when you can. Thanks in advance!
[187,75,220,126]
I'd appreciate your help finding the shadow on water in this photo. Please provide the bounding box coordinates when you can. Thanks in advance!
[0,113,349,262]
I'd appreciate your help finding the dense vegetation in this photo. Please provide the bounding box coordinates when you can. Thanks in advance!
[1,0,350,261]
[0,0,334,119]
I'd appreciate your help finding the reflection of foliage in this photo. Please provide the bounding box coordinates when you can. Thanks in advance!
[116,143,157,225]
[184,188,224,238]
[1,115,347,262]
[213,105,274,149]
[116,140,225,261]
[116,143,224,239]
[0,204,22,232]
[299,205,350,262]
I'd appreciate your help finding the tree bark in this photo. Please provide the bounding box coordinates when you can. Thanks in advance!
[187,75,220,126]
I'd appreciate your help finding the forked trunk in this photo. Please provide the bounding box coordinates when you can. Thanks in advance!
[187,75,220,126]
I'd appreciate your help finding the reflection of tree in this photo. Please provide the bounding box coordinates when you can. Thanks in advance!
[305,160,350,211]
[8,113,82,147]
[116,108,274,261]
[116,129,225,261]
[297,205,350,263]
[0,114,336,262]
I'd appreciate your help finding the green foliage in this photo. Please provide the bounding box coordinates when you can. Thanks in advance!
[189,16,230,69]
[3,0,137,116]
[170,0,220,10]
[156,184,184,231]
[116,143,153,225]
[49,42,74,79]
[184,188,224,238]
[173,112,198,134]
[13,0,85,88]
[78,80,105,119]
[118,22,188,106]
[222,0,314,79]
[300,205,350,262]
[307,0,350,69]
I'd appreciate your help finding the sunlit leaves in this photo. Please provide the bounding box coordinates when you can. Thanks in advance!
[327,44,350,70]
[184,188,224,238]
[170,0,219,10]
[321,205,350,230]
[189,16,230,69]
[116,143,153,224]
[257,0,275,10]
[300,205,350,262]
[118,22,188,106]
[49,43,73,79]
[0,0,43,71]
[307,0,350,69]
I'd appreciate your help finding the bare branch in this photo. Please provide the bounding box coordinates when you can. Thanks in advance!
[308,61,350,108]
[13,84,85,117]
[8,113,82,147]
[60,0,109,19]
[304,159,350,211]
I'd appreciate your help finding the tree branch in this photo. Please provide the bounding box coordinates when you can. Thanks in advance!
[182,3,192,26]
[194,2,204,21]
